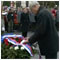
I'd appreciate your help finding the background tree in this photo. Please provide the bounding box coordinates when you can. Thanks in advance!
[3,1,10,6]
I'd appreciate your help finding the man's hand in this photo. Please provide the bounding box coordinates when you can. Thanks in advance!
[23,37,29,44]
[25,37,29,40]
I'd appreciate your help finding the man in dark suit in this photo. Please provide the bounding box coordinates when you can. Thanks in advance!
[24,2,59,59]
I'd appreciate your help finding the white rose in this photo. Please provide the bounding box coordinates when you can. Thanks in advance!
[20,46,25,50]
[14,46,19,50]
[10,47,13,49]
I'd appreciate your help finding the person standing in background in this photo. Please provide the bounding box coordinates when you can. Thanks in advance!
[14,10,18,31]
[51,5,58,21]
[3,9,8,32]
[7,8,14,32]
[17,7,22,31]
[55,8,59,31]
[20,7,30,37]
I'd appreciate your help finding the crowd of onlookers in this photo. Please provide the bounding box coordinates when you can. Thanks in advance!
[2,7,35,33]
[1,5,59,36]
[51,6,59,31]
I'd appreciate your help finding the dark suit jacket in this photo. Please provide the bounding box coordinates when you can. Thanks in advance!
[29,7,59,55]
[7,12,14,21]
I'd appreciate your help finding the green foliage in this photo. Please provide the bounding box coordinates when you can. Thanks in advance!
[3,1,10,6]
[1,43,30,59]
[47,1,55,8]
[1,42,38,59]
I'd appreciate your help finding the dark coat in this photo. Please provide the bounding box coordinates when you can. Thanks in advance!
[29,7,59,55]
[20,12,30,32]
[7,12,14,21]
[55,10,59,24]
[17,11,22,23]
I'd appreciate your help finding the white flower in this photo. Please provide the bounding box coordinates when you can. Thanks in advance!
[20,46,25,50]
[10,47,13,49]
[14,46,19,50]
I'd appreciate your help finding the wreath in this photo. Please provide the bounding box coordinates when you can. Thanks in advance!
[1,33,38,59]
